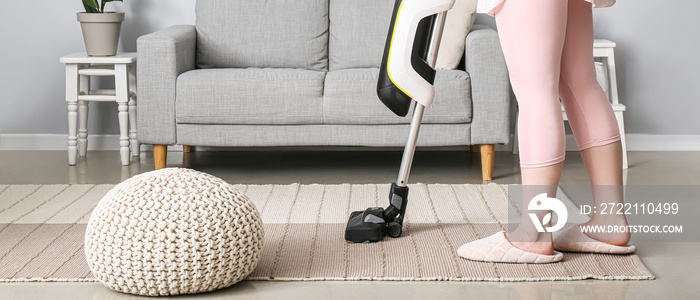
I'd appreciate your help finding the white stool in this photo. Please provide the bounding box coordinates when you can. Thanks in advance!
[512,39,628,169]
[60,53,139,166]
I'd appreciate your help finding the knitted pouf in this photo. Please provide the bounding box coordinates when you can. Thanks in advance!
[85,168,264,296]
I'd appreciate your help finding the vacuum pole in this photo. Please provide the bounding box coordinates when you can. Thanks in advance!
[345,0,455,243]
[395,11,448,187]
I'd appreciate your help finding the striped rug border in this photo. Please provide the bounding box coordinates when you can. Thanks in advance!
[0,184,654,282]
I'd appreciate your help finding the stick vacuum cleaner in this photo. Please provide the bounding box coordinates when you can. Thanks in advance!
[345,0,455,243]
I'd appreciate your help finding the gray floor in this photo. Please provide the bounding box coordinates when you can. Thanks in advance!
[1,149,699,299]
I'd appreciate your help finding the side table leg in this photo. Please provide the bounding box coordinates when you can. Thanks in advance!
[118,102,130,166]
[129,97,139,157]
[615,111,628,169]
[78,69,90,156]
[115,64,131,166]
[65,64,80,166]
[68,101,79,166]
[78,101,89,156]
[512,111,520,155]
[128,63,139,157]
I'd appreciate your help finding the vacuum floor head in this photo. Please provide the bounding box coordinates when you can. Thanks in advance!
[346,0,454,243]
[345,208,387,243]
[345,183,408,243]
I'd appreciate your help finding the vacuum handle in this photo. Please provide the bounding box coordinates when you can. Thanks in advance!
[377,0,455,116]
[410,14,438,87]
[395,12,448,187]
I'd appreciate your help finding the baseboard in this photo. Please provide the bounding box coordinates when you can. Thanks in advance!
[0,134,121,151]
[1,133,699,151]
[624,134,700,151]
[557,134,700,152]
[0,134,183,152]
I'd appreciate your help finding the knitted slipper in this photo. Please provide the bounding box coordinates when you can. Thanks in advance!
[552,225,636,254]
[457,231,563,264]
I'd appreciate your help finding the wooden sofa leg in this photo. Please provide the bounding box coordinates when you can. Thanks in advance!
[480,144,495,181]
[154,145,167,170]
[183,145,194,153]
[470,145,480,153]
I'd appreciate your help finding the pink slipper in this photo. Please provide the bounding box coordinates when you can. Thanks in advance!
[552,225,636,254]
[457,231,563,264]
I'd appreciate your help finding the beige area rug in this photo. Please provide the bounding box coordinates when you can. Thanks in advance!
[0,183,654,282]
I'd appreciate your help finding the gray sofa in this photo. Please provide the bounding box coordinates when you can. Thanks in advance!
[137,0,511,181]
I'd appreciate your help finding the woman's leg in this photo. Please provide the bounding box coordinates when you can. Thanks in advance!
[559,0,630,245]
[580,142,630,245]
[494,0,569,255]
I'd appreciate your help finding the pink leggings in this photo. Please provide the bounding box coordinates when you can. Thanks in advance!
[494,0,621,168]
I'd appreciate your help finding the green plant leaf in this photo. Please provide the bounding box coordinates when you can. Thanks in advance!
[101,0,123,13]
[82,0,99,9]
[82,5,99,13]
[82,0,99,13]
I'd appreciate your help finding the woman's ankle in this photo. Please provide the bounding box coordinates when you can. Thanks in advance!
[582,215,631,246]
[505,229,555,255]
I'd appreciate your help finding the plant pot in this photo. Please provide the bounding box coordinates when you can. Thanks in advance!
[77,12,124,56]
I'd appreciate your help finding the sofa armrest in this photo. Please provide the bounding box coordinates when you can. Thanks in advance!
[137,25,196,145]
[464,24,512,145]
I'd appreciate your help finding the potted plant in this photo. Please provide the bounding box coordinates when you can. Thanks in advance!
[77,0,124,56]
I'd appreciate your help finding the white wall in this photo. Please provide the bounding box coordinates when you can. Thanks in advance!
[0,1,698,142]
[476,0,700,135]
[0,0,195,136]
[593,1,700,135]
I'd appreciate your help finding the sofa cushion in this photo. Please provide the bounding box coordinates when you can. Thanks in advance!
[323,69,472,125]
[328,0,394,70]
[176,69,325,125]
[195,0,329,71]
[436,0,478,69]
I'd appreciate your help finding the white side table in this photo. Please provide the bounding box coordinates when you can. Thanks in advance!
[592,39,627,169]
[512,39,628,169]
[59,52,139,166]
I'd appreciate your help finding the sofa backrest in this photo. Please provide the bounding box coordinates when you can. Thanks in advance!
[195,0,329,71]
[329,0,395,71]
